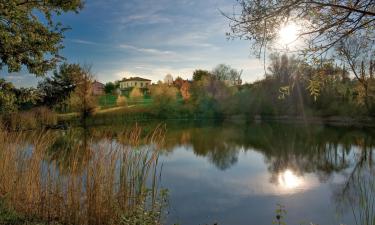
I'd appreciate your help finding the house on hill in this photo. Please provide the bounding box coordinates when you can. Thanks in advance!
[119,77,152,89]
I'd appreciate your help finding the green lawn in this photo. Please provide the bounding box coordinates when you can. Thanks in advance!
[98,94,154,108]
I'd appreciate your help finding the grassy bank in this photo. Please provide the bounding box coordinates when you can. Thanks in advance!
[57,104,375,128]
[0,126,167,225]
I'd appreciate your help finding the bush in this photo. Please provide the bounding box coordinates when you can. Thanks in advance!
[116,95,128,107]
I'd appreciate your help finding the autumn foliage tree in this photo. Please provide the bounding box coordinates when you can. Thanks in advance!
[68,66,97,124]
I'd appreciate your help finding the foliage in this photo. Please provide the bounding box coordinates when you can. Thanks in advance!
[0,0,83,76]
[130,87,144,101]
[116,95,128,107]
[226,0,375,58]
[192,69,211,82]
[0,78,17,113]
[273,204,287,225]
[180,81,191,102]
[150,84,179,117]
[104,82,116,94]
[121,189,168,225]
[212,64,242,84]
[67,66,97,122]
[38,63,82,110]
[0,79,41,113]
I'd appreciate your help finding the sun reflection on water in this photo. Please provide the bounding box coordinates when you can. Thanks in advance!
[278,169,303,190]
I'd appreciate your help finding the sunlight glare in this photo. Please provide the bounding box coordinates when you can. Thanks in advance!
[278,23,298,46]
[278,169,302,189]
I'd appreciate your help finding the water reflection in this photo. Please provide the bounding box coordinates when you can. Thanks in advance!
[277,169,303,190]
[7,121,375,225]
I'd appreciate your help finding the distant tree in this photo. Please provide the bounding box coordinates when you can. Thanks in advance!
[104,82,116,94]
[164,74,174,85]
[180,81,191,102]
[212,64,242,85]
[116,95,127,107]
[267,53,300,85]
[150,84,178,115]
[0,0,84,76]
[129,87,143,101]
[226,0,375,58]
[174,76,184,89]
[38,63,81,109]
[192,70,211,82]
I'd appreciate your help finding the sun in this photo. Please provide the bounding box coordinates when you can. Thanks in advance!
[278,23,299,46]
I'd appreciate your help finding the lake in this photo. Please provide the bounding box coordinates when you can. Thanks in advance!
[2,121,374,225]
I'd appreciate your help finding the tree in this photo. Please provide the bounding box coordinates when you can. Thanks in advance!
[68,66,97,124]
[192,70,211,82]
[150,84,178,116]
[337,35,375,113]
[180,81,191,102]
[0,0,83,76]
[164,74,173,85]
[226,0,375,58]
[0,79,17,113]
[104,82,116,94]
[174,76,184,89]
[129,87,143,101]
[212,64,242,85]
[38,63,82,109]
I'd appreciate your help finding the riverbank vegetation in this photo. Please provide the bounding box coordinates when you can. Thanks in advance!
[0,125,167,225]
[2,57,375,129]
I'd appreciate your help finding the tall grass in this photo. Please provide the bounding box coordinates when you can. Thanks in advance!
[0,125,166,225]
[0,107,57,131]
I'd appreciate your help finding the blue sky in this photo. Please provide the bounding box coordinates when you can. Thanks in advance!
[3,0,265,87]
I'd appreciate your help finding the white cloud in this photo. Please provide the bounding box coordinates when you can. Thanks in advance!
[118,44,175,55]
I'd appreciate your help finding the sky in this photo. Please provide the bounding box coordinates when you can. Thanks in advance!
[2,0,266,87]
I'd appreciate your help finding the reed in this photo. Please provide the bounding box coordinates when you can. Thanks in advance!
[0,125,166,225]
[0,107,57,131]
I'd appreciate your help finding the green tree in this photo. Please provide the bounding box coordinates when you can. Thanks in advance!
[192,70,211,82]
[38,63,82,109]
[0,79,17,113]
[104,82,116,94]
[212,64,242,85]
[0,0,83,76]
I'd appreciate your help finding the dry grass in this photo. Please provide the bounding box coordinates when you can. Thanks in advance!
[0,107,57,131]
[0,125,165,225]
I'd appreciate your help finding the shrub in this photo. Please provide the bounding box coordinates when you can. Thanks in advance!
[116,95,128,107]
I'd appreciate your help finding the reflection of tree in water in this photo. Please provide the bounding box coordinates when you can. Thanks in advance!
[162,123,375,178]
[333,145,375,225]
[163,125,241,170]
[46,128,92,174]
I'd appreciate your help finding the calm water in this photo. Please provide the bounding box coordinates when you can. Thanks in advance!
[10,121,375,225]
[156,122,374,225]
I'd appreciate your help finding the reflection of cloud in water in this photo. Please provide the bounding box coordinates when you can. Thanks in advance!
[161,147,319,196]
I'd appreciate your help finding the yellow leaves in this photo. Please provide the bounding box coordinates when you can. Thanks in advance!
[308,79,321,101]
[278,86,290,100]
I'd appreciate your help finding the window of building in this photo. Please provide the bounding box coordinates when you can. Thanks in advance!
[141,82,143,87]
